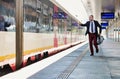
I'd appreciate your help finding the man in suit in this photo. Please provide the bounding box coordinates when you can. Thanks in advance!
[80,15,102,56]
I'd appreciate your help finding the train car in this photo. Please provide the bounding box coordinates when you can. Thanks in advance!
[0,0,87,72]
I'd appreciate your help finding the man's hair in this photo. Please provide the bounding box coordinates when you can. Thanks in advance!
[90,15,94,17]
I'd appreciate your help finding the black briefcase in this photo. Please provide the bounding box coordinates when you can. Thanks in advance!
[97,35,104,45]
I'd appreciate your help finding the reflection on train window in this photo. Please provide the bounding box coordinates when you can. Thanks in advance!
[24,0,54,33]
[0,0,15,31]
[24,0,37,32]
[0,0,54,33]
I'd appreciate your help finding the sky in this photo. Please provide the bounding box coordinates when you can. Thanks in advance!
[55,0,89,23]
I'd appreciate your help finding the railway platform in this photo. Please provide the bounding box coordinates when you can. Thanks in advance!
[1,39,120,79]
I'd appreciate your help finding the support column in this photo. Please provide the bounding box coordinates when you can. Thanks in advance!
[53,5,58,47]
[15,0,23,70]
[118,26,120,42]
[115,20,117,42]
[53,19,58,47]
[71,19,72,43]
[64,19,67,44]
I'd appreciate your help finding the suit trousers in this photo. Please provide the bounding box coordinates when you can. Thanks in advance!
[88,33,98,54]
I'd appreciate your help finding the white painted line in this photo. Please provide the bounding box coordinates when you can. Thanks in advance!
[1,41,88,79]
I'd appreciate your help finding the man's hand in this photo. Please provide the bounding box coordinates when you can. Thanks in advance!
[98,33,101,36]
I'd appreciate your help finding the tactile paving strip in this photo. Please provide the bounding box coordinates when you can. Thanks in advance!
[56,47,89,79]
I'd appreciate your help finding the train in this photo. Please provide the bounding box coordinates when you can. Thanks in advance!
[0,0,87,75]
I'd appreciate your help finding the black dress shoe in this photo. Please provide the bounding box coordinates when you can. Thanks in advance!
[96,49,99,53]
[90,54,94,56]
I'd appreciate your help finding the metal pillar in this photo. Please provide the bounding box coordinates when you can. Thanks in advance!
[115,21,117,41]
[15,0,24,70]
[70,19,72,43]
[115,20,117,42]
[64,19,67,44]
[118,26,120,42]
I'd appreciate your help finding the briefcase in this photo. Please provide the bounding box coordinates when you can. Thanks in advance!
[97,35,104,45]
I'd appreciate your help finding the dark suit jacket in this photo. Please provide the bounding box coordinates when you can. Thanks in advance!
[81,20,102,35]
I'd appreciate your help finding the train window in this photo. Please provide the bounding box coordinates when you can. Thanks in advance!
[24,0,37,32]
[0,0,15,31]
[23,0,54,33]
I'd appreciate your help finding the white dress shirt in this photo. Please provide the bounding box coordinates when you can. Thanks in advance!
[89,21,95,33]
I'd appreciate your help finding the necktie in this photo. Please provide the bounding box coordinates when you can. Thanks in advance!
[91,22,93,33]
